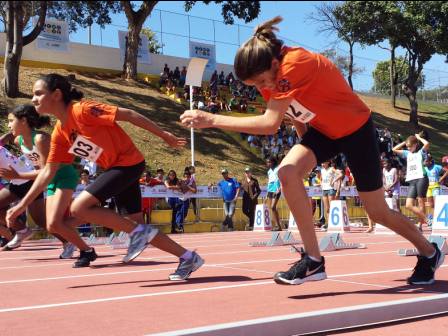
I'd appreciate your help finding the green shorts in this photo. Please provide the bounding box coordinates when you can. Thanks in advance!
[47,164,79,197]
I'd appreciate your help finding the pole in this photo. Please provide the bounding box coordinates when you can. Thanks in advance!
[88,24,92,45]
[190,85,195,166]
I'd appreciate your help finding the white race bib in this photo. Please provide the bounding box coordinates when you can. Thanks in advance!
[285,99,316,123]
[406,152,424,181]
[68,135,103,162]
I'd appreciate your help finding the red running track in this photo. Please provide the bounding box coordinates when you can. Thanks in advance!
[0,229,447,336]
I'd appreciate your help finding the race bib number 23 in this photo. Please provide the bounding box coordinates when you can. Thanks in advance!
[68,135,103,162]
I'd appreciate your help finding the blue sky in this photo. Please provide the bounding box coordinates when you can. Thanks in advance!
[67,1,448,92]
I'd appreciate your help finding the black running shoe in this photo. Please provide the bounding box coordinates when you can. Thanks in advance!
[407,243,445,285]
[274,252,327,285]
[73,249,98,268]
[0,237,9,248]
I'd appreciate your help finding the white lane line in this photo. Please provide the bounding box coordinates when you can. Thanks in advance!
[1,264,447,314]
[0,281,274,313]
[0,250,400,284]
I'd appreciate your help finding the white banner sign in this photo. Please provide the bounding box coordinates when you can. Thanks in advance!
[189,41,216,72]
[135,185,448,198]
[118,31,151,64]
[34,18,69,52]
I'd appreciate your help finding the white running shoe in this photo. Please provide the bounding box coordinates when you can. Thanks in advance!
[59,242,77,259]
[169,252,204,281]
[122,225,158,263]
[3,227,33,251]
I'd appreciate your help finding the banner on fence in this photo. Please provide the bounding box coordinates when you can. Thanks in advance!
[118,31,151,64]
[189,41,216,73]
[34,18,69,52]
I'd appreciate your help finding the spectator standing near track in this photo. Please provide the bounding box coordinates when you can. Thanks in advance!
[265,156,283,230]
[393,134,430,231]
[217,169,240,231]
[181,16,443,286]
[424,154,443,224]
[241,167,261,229]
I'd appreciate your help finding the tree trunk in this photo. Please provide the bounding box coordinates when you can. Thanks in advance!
[3,2,23,98]
[123,26,140,80]
[121,1,158,81]
[403,81,419,127]
[347,42,354,90]
[2,1,47,97]
[389,47,396,108]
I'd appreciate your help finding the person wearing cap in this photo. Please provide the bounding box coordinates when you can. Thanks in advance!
[217,169,240,231]
[241,167,261,229]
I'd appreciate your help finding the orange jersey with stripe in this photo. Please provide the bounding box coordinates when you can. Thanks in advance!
[47,101,144,169]
[261,46,371,139]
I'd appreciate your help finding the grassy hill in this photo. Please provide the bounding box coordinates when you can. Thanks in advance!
[1,66,447,184]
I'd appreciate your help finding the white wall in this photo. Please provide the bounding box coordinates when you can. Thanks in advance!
[0,33,234,80]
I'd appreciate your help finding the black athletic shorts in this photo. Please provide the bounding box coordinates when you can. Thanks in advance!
[301,116,382,192]
[7,180,44,200]
[267,191,281,200]
[407,176,429,199]
[85,161,145,215]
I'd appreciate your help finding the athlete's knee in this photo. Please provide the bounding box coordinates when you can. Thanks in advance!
[46,219,62,234]
[278,164,303,187]
[69,202,89,220]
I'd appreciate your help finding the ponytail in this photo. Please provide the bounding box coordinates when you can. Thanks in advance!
[11,104,51,129]
[234,16,284,81]
[39,73,84,105]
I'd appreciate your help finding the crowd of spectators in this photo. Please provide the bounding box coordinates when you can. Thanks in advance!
[159,64,259,114]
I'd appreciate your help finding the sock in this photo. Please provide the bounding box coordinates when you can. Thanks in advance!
[17,228,28,233]
[180,250,193,260]
[131,224,146,235]
[308,255,322,263]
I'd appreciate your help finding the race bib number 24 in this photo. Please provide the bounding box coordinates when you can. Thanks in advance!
[68,135,103,162]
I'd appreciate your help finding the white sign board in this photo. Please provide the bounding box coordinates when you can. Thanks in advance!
[189,41,216,73]
[328,200,350,233]
[118,31,151,64]
[432,195,448,236]
[34,18,69,52]
[185,57,209,87]
[253,204,272,231]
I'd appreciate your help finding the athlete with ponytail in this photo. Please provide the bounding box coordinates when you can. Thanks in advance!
[6,74,203,279]
[181,16,443,286]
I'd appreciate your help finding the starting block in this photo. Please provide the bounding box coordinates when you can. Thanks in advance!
[250,232,302,247]
[110,232,130,249]
[105,232,116,245]
[398,235,448,256]
[85,234,105,246]
[319,233,366,252]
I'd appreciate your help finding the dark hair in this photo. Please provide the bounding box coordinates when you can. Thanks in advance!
[39,73,84,105]
[234,16,284,81]
[267,156,278,167]
[11,104,51,129]
[81,169,90,176]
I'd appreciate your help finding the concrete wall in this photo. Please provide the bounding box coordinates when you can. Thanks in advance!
[0,33,234,80]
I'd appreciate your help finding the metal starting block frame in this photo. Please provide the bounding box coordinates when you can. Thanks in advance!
[110,232,130,249]
[319,233,366,252]
[398,235,448,256]
[250,232,302,247]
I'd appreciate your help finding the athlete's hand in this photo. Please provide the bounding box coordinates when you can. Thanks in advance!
[162,132,187,148]
[6,203,26,226]
[0,165,19,180]
[180,110,215,129]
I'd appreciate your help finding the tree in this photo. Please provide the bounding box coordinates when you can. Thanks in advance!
[321,49,364,80]
[373,57,424,95]
[308,2,368,90]
[1,1,120,98]
[120,1,261,81]
[342,1,448,126]
[140,27,163,54]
